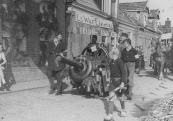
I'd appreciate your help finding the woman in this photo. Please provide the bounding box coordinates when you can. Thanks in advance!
[105,48,127,121]
[0,43,7,91]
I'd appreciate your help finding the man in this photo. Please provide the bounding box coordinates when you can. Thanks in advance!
[105,48,127,121]
[149,44,155,67]
[168,40,173,73]
[137,46,144,73]
[45,33,66,95]
[121,39,138,100]
[117,33,128,58]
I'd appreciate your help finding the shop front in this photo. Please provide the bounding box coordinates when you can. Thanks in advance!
[66,11,117,59]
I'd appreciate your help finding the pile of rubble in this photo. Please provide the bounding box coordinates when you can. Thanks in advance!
[140,93,173,121]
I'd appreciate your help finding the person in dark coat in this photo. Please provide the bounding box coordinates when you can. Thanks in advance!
[45,33,66,95]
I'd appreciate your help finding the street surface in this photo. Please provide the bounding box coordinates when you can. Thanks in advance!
[1,67,173,121]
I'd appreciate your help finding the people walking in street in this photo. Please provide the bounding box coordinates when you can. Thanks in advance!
[105,48,127,121]
[135,46,139,73]
[137,46,144,73]
[117,33,128,58]
[0,43,7,91]
[45,33,66,95]
[121,39,138,100]
[169,40,173,74]
[149,44,155,67]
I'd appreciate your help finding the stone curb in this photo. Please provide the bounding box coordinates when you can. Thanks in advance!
[0,85,49,95]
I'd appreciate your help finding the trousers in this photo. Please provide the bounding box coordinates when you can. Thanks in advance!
[47,69,63,93]
[124,62,135,97]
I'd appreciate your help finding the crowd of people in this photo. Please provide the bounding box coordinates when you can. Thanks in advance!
[43,32,145,120]
[0,30,170,120]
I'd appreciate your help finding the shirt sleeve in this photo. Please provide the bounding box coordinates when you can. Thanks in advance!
[120,48,124,61]
[134,49,138,55]
[119,60,127,83]
[45,42,50,61]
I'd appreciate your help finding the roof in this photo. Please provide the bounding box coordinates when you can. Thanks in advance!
[158,25,171,33]
[119,1,148,11]
[75,0,100,11]
[118,9,135,26]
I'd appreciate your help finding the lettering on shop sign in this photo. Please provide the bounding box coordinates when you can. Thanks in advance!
[72,27,116,38]
[75,12,113,29]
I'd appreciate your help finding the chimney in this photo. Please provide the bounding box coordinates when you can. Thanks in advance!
[165,18,171,29]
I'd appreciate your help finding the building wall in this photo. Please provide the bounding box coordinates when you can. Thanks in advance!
[118,24,136,47]
[25,0,40,63]
[0,17,2,42]
[126,11,148,27]
[56,0,67,48]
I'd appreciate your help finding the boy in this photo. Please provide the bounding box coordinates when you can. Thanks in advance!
[105,48,127,121]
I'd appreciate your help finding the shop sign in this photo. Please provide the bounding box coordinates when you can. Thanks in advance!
[75,12,113,29]
[72,27,116,38]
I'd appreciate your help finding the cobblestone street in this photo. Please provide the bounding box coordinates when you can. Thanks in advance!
[1,68,173,121]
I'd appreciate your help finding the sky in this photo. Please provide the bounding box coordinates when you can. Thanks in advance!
[119,0,173,27]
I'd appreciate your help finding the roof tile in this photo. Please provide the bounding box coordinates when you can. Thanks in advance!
[76,0,100,11]
[119,1,148,11]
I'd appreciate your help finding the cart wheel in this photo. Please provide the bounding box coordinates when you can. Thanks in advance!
[77,86,86,95]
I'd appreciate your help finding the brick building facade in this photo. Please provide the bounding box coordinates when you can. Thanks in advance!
[25,0,40,63]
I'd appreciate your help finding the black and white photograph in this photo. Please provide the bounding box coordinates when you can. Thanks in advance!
[0,0,173,121]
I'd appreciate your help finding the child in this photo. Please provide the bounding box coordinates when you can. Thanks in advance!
[105,48,127,121]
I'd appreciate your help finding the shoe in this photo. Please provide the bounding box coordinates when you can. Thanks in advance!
[126,95,132,100]
[105,114,114,121]
[6,88,11,91]
[0,87,4,91]
[48,89,55,94]
[119,110,126,117]
[55,92,62,96]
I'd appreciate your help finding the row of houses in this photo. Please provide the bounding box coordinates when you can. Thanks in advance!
[0,0,162,66]
[64,0,162,66]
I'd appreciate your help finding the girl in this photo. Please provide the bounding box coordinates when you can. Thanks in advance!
[105,48,127,121]
[0,43,7,91]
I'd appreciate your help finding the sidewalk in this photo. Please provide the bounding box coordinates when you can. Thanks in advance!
[1,67,173,121]
[112,66,173,121]
[0,79,50,94]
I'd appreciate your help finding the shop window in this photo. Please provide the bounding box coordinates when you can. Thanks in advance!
[102,36,106,43]
[90,35,98,44]
[127,32,131,39]
[136,12,140,20]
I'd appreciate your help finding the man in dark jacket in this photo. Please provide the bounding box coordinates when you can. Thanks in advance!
[121,39,138,100]
[45,33,66,95]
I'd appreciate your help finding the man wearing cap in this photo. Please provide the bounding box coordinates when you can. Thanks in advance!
[45,33,66,95]
[117,33,128,58]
